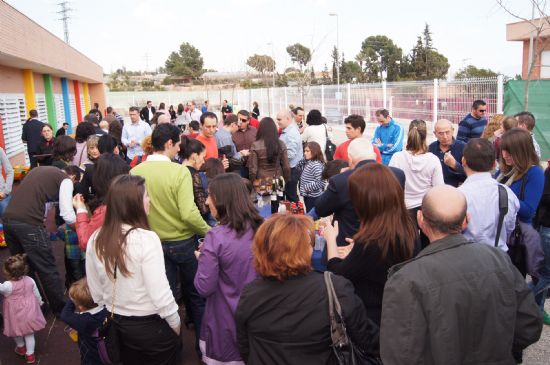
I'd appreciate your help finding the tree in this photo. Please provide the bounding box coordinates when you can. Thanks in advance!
[246,54,276,74]
[286,43,312,71]
[357,35,402,82]
[455,65,499,79]
[331,46,339,83]
[286,43,313,107]
[405,25,450,80]
[321,64,332,84]
[165,42,204,79]
[339,53,362,83]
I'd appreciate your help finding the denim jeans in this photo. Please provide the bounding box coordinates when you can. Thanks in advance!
[0,194,11,218]
[530,226,550,310]
[284,167,300,203]
[3,219,66,315]
[161,237,205,342]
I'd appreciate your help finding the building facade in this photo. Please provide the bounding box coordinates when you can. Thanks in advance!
[0,1,105,165]
[507,17,550,80]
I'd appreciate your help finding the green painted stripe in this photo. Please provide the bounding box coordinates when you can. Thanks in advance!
[43,74,57,130]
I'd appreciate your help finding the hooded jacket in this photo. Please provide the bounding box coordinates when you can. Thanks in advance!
[389,150,444,209]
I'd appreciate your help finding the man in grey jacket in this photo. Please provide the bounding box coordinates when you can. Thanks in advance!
[380,185,542,365]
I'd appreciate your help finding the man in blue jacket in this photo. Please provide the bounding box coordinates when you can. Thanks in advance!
[373,109,404,165]
[457,100,487,143]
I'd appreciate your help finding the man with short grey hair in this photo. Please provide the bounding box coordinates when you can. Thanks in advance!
[428,119,466,187]
[381,185,542,365]
[277,110,303,203]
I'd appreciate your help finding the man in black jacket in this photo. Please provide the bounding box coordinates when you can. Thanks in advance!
[140,100,156,124]
[21,109,44,168]
[380,185,542,364]
[315,138,405,246]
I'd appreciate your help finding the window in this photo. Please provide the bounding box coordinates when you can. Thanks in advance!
[0,94,27,157]
[541,50,550,79]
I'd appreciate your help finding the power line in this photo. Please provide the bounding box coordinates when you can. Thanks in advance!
[57,1,72,44]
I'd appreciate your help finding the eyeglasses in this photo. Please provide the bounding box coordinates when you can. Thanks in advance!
[478,109,487,113]
[239,118,249,122]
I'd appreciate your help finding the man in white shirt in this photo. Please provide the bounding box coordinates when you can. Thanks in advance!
[459,138,519,251]
[122,106,152,161]
[183,101,202,125]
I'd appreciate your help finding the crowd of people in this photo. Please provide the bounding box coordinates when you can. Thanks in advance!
[0,97,548,365]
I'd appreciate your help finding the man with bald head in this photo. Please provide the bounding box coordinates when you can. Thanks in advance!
[380,185,542,365]
[428,119,466,187]
[277,109,303,202]
[157,113,171,125]
[315,138,405,246]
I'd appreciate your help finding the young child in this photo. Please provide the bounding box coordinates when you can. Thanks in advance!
[296,142,326,212]
[60,278,107,365]
[0,254,46,364]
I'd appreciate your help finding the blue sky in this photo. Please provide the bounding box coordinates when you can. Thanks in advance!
[5,0,537,78]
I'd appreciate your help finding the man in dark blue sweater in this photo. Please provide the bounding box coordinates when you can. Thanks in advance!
[457,100,487,143]
[60,279,107,365]
[429,119,467,187]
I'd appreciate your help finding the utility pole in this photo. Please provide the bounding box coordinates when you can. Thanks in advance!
[57,1,72,44]
[329,13,340,91]
[144,53,151,72]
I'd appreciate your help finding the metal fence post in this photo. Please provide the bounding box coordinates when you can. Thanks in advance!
[433,79,439,123]
[347,83,351,116]
[497,75,504,114]
[382,81,387,109]
[321,85,325,115]
[284,87,288,109]
[271,88,276,117]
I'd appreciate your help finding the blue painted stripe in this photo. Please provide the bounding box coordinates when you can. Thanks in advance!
[61,78,72,133]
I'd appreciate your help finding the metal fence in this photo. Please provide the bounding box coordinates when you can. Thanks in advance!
[106,76,503,124]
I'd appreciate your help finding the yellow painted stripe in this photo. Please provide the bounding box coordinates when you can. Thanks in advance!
[22,70,36,114]
[82,82,90,114]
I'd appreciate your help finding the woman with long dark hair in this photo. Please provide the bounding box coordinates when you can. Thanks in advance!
[323,163,417,327]
[247,117,290,183]
[73,153,130,250]
[86,175,181,364]
[297,141,326,211]
[194,173,263,365]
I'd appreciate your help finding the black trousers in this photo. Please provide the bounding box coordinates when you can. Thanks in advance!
[3,219,66,315]
[408,207,430,250]
[115,314,182,365]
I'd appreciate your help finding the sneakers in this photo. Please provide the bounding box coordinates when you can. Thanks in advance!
[26,353,36,364]
[14,346,26,356]
[543,310,550,325]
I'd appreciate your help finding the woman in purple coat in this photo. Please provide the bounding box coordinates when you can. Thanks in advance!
[194,173,264,365]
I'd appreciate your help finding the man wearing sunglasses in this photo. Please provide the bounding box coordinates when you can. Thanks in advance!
[457,100,488,143]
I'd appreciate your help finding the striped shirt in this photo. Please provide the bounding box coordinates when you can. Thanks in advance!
[297,159,326,197]
[457,114,487,143]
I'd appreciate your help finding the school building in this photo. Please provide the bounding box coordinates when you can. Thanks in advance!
[0,1,105,165]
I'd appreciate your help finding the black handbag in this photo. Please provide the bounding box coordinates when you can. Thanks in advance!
[324,272,382,365]
[324,125,336,161]
[97,264,122,365]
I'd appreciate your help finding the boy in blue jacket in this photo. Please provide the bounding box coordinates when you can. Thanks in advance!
[60,278,107,365]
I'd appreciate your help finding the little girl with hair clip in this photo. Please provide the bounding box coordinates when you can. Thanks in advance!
[0,254,47,364]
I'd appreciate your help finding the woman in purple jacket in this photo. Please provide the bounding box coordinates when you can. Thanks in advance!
[194,173,264,365]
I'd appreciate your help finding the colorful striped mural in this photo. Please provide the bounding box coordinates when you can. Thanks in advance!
[22,69,36,114]
[42,74,57,130]
[73,80,82,123]
[60,78,73,133]
[82,82,90,114]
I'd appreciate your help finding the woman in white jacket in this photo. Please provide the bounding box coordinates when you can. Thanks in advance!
[301,110,331,159]
[389,119,444,248]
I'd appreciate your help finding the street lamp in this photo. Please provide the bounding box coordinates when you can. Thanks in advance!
[267,42,275,87]
[329,13,340,90]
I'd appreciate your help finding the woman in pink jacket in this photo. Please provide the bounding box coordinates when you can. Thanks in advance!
[73,153,130,250]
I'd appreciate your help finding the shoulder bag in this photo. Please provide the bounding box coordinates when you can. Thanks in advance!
[507,177,545,277]
[324,272,382,365]
[97,264,122,365]
[325,125,336,161]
